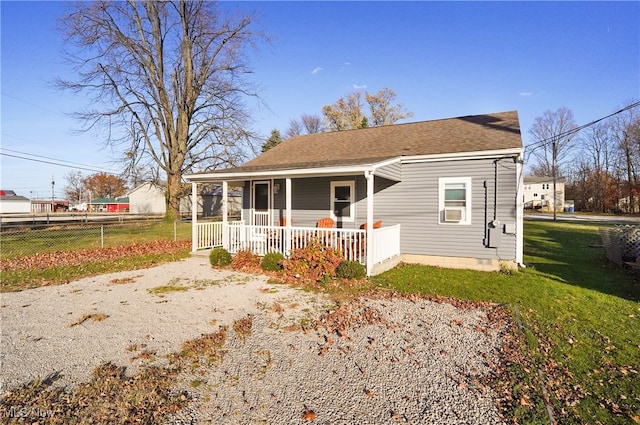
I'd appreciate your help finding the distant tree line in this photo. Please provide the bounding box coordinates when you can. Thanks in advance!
[262,87,413,152]
[526,100,640,214]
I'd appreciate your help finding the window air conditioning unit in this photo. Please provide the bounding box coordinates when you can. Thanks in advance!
[444,208,463,222]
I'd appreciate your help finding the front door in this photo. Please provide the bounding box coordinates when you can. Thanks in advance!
[252,181,271,226]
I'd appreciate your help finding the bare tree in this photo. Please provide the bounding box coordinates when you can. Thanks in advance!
[63,170,85,203]
[286,118,304,138]
[582,123,615,212]
[286,114,323,138]
[57,0,264,219]
[610,100,640,212]
[300,114,323,134]
[528,107,578,219]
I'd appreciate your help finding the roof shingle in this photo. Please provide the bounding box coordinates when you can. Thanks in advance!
[207,111,522,174]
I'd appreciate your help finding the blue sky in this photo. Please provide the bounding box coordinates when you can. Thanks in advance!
[1,1,639,199]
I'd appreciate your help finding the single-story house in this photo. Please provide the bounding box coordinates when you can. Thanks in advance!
[89,197,130,213]
[0,191,31,214]
[127,181,242,217]
[128,182,166,214]
[523,176,566,211]
[180,185,243,218]
[185,111,524,276]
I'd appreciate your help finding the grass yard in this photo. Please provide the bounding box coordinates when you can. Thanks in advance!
[1,219,638,423]
[0,220,192,259]
[372,220,640,424]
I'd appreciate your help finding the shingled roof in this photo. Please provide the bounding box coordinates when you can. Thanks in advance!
[192,110,522,177]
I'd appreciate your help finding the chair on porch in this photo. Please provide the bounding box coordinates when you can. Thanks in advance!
[351,220,382,260]
[316,217,334,228]
[314,217,335,246]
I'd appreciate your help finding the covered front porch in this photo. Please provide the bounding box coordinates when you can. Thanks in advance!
[186,162,403,276]
[193,219,401,275]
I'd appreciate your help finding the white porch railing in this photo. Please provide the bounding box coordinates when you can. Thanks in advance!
[371,224,401,264]
[196,220,243,250]
[195,222,401,270]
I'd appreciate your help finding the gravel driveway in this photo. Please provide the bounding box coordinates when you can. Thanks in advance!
[1,256,509,424]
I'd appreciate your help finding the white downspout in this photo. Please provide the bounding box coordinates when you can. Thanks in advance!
[222,181,229,250]
[191,182,198,252]
[365,170,374,276]
[285,178,292,254]
[515,154,524,266]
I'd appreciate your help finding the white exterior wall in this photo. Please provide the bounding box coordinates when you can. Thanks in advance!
[0,198,31,213]
[128,183,166,214]
[523,179,565,211]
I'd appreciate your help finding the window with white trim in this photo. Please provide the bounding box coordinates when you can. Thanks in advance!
[438,177,472,225]
[330,181,355,222]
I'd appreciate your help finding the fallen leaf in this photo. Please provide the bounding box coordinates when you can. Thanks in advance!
[303,408,316,421]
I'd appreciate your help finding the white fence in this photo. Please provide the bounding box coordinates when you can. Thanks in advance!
[195,222,401,267]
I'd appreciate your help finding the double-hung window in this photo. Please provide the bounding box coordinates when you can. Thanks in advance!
[439,177,472,225]
[330,181,355,222]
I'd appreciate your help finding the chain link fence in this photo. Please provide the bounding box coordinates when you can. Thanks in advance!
[1,220,193,259]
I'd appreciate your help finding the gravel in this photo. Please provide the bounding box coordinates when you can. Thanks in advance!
[1,256,509,424]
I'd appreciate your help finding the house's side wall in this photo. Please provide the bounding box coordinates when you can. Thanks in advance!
[129,184,166,214]
[0,198,31,214]
[373,157,520,263]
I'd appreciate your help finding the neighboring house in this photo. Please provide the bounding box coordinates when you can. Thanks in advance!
[0,191,31,213]
[127,181,243,216]
[180,185,243,218]
[523,176,566,211]
[31,200,69,213]
[89,197,130,213]
[185,111,524,275]
[128,182,166,214]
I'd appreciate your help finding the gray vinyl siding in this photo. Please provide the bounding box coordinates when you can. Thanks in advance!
[375,161,402,182]
[238,156,519,261]
[373,157,519,261]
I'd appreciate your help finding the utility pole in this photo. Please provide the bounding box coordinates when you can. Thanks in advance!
[552,140,557,221]
[51,176,55,212]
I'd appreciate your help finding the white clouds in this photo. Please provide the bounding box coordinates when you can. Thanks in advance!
[519,91,533,97]
[353,84,367,90]
[311,67,323,75]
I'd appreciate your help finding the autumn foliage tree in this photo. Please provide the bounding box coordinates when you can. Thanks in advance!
[57,0,263,220]
[322,88,413,131]
[82,173,128,199]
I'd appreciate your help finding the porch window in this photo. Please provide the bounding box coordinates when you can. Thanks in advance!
[438,177,471,225]
[330,181,355,222]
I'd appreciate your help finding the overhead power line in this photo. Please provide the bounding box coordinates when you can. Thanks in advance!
[0,148,116,174]
[1,91,67,116]
[526,100,640,153]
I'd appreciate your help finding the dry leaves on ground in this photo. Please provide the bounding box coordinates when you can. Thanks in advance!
[0,240,190,271]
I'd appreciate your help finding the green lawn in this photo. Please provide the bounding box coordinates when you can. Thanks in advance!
[1,221,192,259]
[372,220,640,424]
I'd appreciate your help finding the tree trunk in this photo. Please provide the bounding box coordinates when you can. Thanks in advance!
[166,172,182,221]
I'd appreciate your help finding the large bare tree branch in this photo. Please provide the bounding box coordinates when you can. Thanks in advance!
[56,0,264,219]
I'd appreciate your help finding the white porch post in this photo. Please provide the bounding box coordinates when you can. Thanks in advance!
[365,171,374,276]
[191,182,198,252]
[285,178,292,253]
[222,181,229,249]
